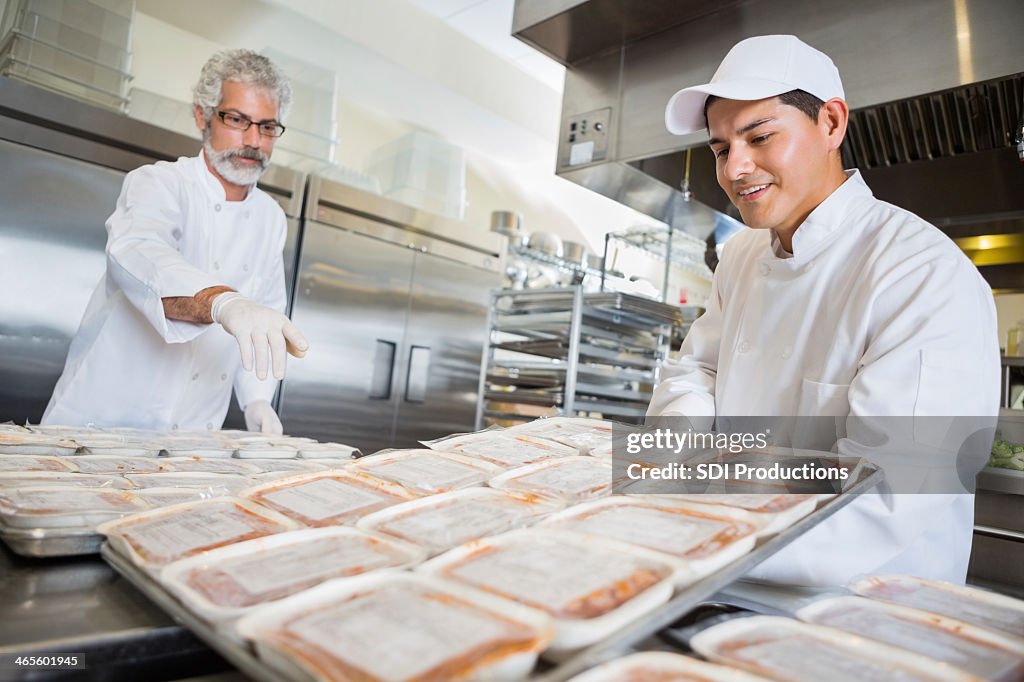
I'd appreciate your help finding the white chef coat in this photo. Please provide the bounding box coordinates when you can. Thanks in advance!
[43,152,287,431]
[648,170,1000,586]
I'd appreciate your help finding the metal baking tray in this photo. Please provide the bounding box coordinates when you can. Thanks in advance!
[102,545,284,682]
[489,360,655,383]
[0,524,104,557]
[101,465,882,682]
[496,290,682,327]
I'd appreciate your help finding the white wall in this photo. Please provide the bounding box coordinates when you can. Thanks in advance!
[995,294,1024,353]
[129,1,666,252]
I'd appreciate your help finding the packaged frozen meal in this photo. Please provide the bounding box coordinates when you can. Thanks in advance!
[487,456,613,503]
[159,457,262,476]
[0,471,132,489]
[68,455,167,475]
[567,651,773,682]
[798,596,1024,681]
[542,497,759,580]
[425,431,577,469]
[348,449,499,495]
[0,454,76,473]
[357,487,563,556]
[691,615,972,682]
[235,572,552,682]
[241,470,418,527]
[419,528,676,651]
[234,442,299,459]
[296,442,361,459]
[638,493,817,536]
[0,433,79,456]
[243,459,329,474]
[98,497,299,573]
[850,575,1024,639]
[504,417,614,454]
[0,486,149,529]
[161,527,426,624]
[131,487,224,507]
[123,472,254,495]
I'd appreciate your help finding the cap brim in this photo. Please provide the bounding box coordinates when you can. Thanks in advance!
[665,77,798,135]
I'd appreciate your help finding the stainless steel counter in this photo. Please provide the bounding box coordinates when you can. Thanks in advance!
[0,544,234,681]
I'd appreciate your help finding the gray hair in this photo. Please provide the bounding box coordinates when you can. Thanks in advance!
[193,49,292,125]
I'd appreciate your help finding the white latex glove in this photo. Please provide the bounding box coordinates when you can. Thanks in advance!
[244,399,283,435]
[212,292,308,380]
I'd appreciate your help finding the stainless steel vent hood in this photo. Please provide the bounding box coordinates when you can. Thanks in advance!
[515,0,1024,289]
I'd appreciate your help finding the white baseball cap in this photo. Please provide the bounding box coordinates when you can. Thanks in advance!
[665,34,845,135]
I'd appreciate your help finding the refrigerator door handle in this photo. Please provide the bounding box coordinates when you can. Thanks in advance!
[369,339,397,399]
[404,345,431,403]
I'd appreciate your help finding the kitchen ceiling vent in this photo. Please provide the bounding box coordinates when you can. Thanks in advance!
[842,73,1023,169]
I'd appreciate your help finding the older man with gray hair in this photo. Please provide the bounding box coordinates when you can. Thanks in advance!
[44,49,309,434]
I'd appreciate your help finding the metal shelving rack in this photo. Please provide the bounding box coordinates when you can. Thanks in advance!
[601,225,713,301]
[474,287,684,428]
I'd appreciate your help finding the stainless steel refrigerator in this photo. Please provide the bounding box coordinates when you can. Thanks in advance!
[278,176,505,453]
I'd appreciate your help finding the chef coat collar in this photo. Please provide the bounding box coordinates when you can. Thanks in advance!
[769,169,872,262]
[194,149,258,204]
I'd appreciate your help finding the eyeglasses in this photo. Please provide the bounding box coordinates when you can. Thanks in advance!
[216,111,286,138]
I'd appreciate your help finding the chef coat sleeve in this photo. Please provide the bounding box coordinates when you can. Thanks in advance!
[233,210,289,411]
[749,241,1000,586]
[646,268,721,419]
[105,165,222,344]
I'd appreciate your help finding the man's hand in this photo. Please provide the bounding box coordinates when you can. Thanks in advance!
[212,292,309,380]
[244,399,283,435]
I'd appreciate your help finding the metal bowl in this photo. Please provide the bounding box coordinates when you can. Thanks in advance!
[491,211,526,250]
[562,241,589,267]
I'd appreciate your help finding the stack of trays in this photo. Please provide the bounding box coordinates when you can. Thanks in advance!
[0,0,135,111]
[482,288,681,426]
[0,423,360,557]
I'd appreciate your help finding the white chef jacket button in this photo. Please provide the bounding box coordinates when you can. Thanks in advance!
[213,261,220,270]
[191,373,199,381]
[221,373,227,381]
[171,424,179,430]
[739,342,752,353]
[215,204,222,212]
[206,422,213,430]
[244,211,250,218]
[243,264,249,272]
[759,263,770,275]
[781,346,793,359]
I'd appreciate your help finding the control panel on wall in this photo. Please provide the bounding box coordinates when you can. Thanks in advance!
[561,107,611,168]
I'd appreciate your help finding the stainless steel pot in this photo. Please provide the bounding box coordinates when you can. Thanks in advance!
[490,211,525,249]
[562,241,589,267]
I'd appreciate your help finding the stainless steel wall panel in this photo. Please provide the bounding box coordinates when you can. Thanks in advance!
[0,138,124,423]
[278,224,415,452]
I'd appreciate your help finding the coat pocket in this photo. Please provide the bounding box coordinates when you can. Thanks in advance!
[794,378,850,451]
[798,378,851,417]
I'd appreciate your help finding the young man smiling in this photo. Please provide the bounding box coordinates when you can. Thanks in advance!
[648,36,999,585]
[44,50,308,434]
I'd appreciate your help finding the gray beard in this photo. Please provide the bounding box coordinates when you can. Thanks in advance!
[203,137,268,186]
